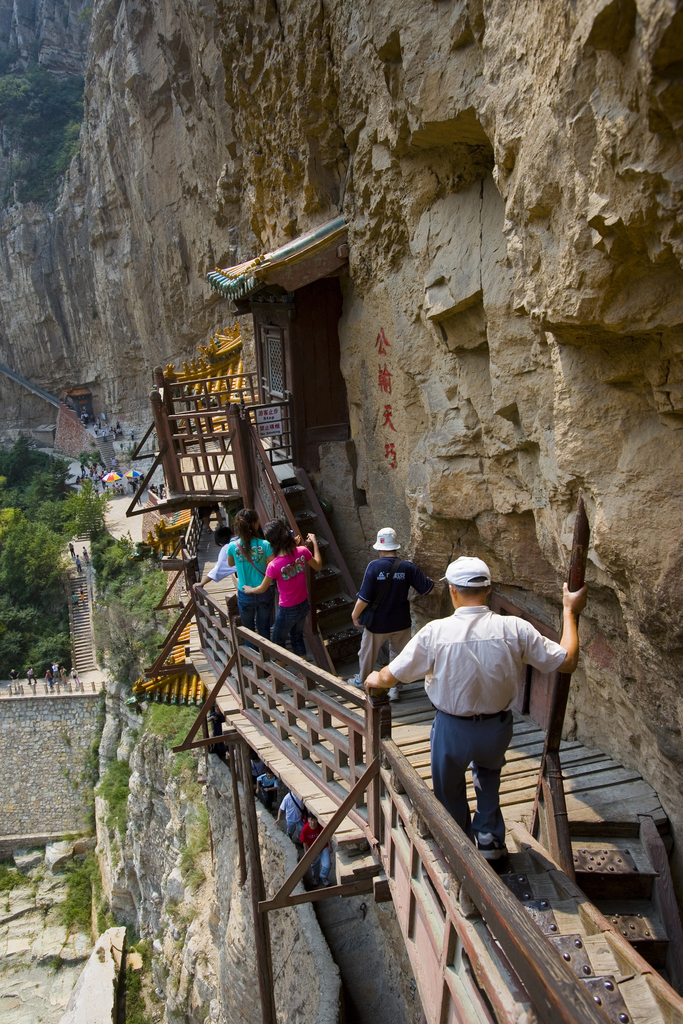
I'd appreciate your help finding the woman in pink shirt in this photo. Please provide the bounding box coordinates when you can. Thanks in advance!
[243,519,322,659]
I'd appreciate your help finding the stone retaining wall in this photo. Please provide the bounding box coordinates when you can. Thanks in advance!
[0,692,104,838]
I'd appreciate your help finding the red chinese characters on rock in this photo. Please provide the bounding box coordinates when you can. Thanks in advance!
[376,328,390,356]
[378,364,392,395]
[377,328,398,468]
[382,405,396,431]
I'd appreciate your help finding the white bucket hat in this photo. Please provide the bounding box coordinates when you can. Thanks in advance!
[373,527,401,551]
[441,556,491,587]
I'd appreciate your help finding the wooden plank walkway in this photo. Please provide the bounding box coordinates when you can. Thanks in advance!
[192,532,668,847]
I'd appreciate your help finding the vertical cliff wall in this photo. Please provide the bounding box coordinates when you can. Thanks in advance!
[210,0,683,886]
[0,0,252,429]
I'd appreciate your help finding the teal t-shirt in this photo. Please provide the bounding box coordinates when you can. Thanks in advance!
[227,538,273,590]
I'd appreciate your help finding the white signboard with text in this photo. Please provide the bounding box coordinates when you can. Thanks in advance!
[255,406,283,436]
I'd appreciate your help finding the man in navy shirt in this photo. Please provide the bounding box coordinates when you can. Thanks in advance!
[351,527,434,700]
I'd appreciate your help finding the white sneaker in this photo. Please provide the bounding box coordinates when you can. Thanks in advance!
[388,687,400,702]
[347,674,363,687]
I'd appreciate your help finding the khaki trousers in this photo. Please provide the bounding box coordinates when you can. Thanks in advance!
[358,626,412,683]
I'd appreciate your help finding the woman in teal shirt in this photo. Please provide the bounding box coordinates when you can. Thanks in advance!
[227,509,274,645]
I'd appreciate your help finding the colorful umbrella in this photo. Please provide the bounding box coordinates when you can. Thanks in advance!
[102,472,121,482]
[125,469,143,478]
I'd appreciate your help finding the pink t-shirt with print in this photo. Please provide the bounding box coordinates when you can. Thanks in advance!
[266,546,313,606]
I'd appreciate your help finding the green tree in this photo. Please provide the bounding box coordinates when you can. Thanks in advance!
[0,509,65,609]
[63,480,110,538]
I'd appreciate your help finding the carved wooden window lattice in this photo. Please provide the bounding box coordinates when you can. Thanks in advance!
[261,325,286,399]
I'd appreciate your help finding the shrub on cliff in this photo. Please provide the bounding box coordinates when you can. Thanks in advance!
[91,533,170,686]
[0,65,84,205]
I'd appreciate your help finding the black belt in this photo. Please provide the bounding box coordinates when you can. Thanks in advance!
[451,709,509,722]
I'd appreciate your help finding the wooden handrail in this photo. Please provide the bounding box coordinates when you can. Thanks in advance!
[382,738,606,1024]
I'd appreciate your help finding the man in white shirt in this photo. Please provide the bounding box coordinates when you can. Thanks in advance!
[365,556,587,869]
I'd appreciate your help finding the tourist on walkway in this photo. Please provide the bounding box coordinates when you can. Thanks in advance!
[45,668,54,691]
[227,509,274,645]
[243,520,322,661]
[68,542,76,558]
[197,526,237,588]
[82,547,89,563]
[365,556,587,870]
[27,668,36,692]
[72,669,81,691]
[350,528,434,701]
[300,812,330,887]
[276,790,305,841]
[256,769,278,811]
[60,666,68,687]
[250,753,266,792]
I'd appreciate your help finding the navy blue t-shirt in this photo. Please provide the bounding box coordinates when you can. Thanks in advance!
[357,558,434,634]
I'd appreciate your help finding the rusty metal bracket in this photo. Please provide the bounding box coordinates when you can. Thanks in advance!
[548,934,594,978]
[580,977,631,1024]
[522,898,560,935]
[573,848,638,874]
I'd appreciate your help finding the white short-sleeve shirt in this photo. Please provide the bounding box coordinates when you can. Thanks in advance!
[389,606,567,716]
[207,543,238,582]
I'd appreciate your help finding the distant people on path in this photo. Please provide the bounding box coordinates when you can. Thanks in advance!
[82,547,89,563]
[60,666,68,687]
[71,592,79,606]
[68,542,76,559]
[72,670,81,691]
[242,519,322,662]
[75,556,82,573]
[350,527,434,701]
[276,790,305,841]
[365,555,587,871]
[226,509,274,646]
[27,668,36,692]
[45,668,54,691]
[300,812,330,887]
[256,769,278,811]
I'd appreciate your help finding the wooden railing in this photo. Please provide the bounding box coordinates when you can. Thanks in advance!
[193,585,372,821]
[166,371,259,411]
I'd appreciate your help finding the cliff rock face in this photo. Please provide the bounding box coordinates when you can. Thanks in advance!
[96,702,341,1024]
[0,0,248,428]
[215,0,683,884]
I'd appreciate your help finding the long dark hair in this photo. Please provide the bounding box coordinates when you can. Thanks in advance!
[234,508,260,550]
[263,519,296,556]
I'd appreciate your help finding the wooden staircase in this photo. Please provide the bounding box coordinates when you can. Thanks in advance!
[282,471,362,669]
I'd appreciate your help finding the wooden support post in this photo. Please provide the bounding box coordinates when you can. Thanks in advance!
[228,403,255,506]
[151,389,183,496]
[366,691,391,843]
[531,493,590,876]
[237,741,276,1024]
[228,743,247,887]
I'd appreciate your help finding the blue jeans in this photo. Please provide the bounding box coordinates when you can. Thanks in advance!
[271,599,309,659]
[310,847,330,884]
[237,591,273,649]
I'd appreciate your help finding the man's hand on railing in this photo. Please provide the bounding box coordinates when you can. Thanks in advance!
[365,667,398,694]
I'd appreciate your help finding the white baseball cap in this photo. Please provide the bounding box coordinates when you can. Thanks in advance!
[441,556,491,588]
[373,527,401,551]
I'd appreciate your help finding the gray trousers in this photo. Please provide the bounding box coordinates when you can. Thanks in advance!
[358,626,411,683]
[430,709,513,844]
